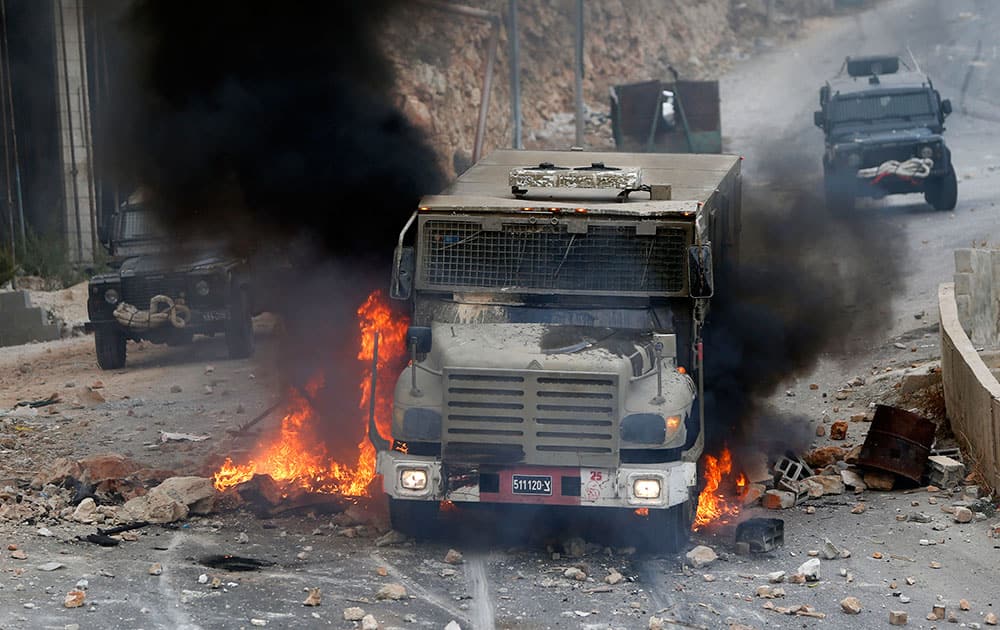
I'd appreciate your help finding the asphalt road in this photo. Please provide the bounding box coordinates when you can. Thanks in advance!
[3,2,1000,630]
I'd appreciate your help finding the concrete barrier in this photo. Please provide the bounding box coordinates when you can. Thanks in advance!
[952,248,1000,348]
[939,283,1000,492]
[0,290,61,347]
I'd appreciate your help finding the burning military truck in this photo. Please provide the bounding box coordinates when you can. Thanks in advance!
[373,150,741,550]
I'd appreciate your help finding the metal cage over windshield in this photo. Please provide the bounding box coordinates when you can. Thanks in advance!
[415,215,692,296]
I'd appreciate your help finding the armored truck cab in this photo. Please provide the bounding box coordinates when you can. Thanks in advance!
[815,55,956,211]
[374,149,741,550]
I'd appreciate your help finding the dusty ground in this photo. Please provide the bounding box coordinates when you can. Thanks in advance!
[3,0,1000,629]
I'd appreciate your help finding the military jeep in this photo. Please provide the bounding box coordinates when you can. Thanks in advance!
[87,197,255,370]
[814,55,956,211]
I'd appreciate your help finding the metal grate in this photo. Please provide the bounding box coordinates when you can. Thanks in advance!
[860,144,919,168]
[419,218,688,295]
[121,275,188,309]
[442,368,619,467]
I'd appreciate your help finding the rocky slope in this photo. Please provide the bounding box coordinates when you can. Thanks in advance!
[381,0,864,178]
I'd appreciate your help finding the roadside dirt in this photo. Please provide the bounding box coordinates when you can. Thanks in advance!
[0,326,279,483]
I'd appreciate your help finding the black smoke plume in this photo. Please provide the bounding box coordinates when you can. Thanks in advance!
[703,147,905,463]
[105,0,443,259]
[102,1,444,464]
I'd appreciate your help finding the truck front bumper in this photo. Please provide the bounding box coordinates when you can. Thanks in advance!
[377,450,697,510]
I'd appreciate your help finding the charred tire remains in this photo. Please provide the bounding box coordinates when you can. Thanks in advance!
[226,286,255,359]
[94,325,126,370]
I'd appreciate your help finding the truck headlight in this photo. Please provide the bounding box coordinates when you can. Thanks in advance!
[104,288,120,305]
[665,415,681,433]
[918,145,934,159]
[195,280,210,296]
[633,478,661,499]
[400,469,428,490]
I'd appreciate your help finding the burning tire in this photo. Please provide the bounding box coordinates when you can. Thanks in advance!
[94,325,126,370]
[388,498,440,538]
[924,167,958,211]
[226,286,255,359]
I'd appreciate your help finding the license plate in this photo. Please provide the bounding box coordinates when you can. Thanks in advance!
[512,474,552,496]
[201,310,228,322]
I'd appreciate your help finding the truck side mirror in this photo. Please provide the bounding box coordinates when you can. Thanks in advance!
[406,326,432,354]
[390,245,415,300]
[941,98,952,117]
[819,85,830,107]
[688,245,713,298]
[814,111,825,129]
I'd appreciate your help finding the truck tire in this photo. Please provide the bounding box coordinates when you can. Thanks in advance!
[226,287,255,359]
[631,500,693,553]
[388,498,440,538]
[94,325,126,370]
[924,167,958,211]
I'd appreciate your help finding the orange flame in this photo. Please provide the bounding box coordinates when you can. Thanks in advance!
[213,290,408,496]
[692,447,742,530]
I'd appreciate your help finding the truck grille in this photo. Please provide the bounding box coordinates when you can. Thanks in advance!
[442,368,619,467]
[419,218,689,296]
[121,275,189,309]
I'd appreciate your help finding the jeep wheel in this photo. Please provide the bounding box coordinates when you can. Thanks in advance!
[225,287,255,359]
[925,167,958,211]
[94,325,126,370]
[388,498,440,538]
[824,172,855,212]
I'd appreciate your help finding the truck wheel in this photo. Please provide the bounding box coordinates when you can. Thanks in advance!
[925,167,957,211]
[388,498,440,538]
[226,287,255,359]
[631,500,693,553]
[94,325,126,370]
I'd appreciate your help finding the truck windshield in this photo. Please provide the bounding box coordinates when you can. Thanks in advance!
[828,91,934,124]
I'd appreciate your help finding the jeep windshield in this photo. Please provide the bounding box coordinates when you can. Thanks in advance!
[827,90,936,129]
[112,206,168,257]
